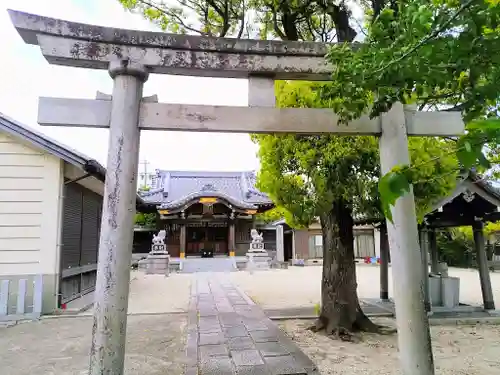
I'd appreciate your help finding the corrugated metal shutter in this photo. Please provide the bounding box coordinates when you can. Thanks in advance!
[61,184,83,269]
[80,190,101,266]
[60,182,103,305]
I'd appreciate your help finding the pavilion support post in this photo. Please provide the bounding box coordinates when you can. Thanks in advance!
[419,227,431,312]
[180,223,186,259]
[473,221,495,310]
[89,60,148,375]
[379,224,390,301]
[428,228,439,274]
[229,220,236,257]
[379,102,434,375]
[276,224,285,263]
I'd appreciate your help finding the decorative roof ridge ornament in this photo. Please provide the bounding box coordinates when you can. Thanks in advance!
[463,189,475,203]
[201,183,217,192]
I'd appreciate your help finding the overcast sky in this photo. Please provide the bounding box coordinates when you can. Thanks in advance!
[0,0,260,182]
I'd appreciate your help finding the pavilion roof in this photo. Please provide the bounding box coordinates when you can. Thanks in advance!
[423,171,500,227]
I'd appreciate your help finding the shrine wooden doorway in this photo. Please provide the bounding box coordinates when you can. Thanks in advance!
[186,223,229,256]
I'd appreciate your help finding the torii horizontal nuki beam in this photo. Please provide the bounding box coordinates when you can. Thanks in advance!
[38,96,464,136]
[8,9,332,80]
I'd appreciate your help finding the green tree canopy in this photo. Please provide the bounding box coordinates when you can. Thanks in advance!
[253,80,458,229]
[134,212,156,227]
[317,0,500,213]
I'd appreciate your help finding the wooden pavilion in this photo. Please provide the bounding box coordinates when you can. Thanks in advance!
[377,171,500,311]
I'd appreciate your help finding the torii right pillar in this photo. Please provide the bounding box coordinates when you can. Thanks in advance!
[379,103,434,375]
[473,220,495,310]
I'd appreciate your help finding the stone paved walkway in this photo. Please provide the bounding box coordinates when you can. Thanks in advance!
[186,273,317,375]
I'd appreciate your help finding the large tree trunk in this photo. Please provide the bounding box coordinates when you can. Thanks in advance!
[312,199,379,339]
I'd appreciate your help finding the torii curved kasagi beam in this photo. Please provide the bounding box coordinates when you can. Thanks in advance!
[8,9,332,80]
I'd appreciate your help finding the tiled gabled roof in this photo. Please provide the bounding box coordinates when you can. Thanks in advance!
[139,170,273,209]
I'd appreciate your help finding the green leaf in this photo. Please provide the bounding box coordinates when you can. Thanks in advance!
[456,136,487,169]
[464,141,472,153]
[467,119,500,130]
[378,170,411,223]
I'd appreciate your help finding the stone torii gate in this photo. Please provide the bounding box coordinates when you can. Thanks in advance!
[9,9,464,375]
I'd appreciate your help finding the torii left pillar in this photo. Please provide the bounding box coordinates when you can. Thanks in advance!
[90,60,148,375]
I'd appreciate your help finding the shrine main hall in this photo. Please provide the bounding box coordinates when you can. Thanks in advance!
[137,170,274,258]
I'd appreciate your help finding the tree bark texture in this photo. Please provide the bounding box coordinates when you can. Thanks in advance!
[313,199,377,338]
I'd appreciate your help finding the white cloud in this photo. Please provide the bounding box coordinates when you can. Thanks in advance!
[0,0,259,173]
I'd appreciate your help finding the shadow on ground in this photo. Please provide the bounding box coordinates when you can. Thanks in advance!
[0,314,187,375]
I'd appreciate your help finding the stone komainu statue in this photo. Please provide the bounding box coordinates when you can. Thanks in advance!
[250,229,263,243]
[152,230,166,245]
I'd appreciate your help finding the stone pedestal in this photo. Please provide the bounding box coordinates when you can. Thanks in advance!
[428,275,442,306]
[145,243,170,276]
[146,253,170,275]
[441,276,460,309]
[245,242,271,271]
[138,258,147,271]
[428,274,460,309]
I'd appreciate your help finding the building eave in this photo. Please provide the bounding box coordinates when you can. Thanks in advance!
[0,112,149,208]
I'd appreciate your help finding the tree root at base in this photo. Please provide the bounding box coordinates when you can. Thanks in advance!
[307,313,396,341]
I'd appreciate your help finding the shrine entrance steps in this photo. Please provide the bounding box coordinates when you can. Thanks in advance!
[181,258,237,273]
[186,273,317,375]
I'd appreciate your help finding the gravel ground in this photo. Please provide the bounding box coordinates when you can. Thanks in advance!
[0,314,188,375]
[230,264,500,310]
[79,271,192,316]
[279,318,500,375]
[127,271,192,314]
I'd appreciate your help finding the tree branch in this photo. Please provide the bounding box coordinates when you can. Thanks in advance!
[272,9,287,39]
[373,0,476,74]
[136,0,207,35]
[236,1,245,39]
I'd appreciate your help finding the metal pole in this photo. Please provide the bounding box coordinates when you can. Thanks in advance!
[473,221,495,310]
[379,102,434,375]
[379,224,389,301]
[89,59,148,375]
[419,227,431,312]
[428,229,439,274]
[276,224,285,263]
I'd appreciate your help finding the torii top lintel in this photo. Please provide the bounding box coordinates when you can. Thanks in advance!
[8,9,333,80]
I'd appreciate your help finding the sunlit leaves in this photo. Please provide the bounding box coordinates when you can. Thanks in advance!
[378,168,411,222]
[135,212,156,227]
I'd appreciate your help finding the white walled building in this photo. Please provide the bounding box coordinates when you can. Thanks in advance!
[0,113,108,313]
